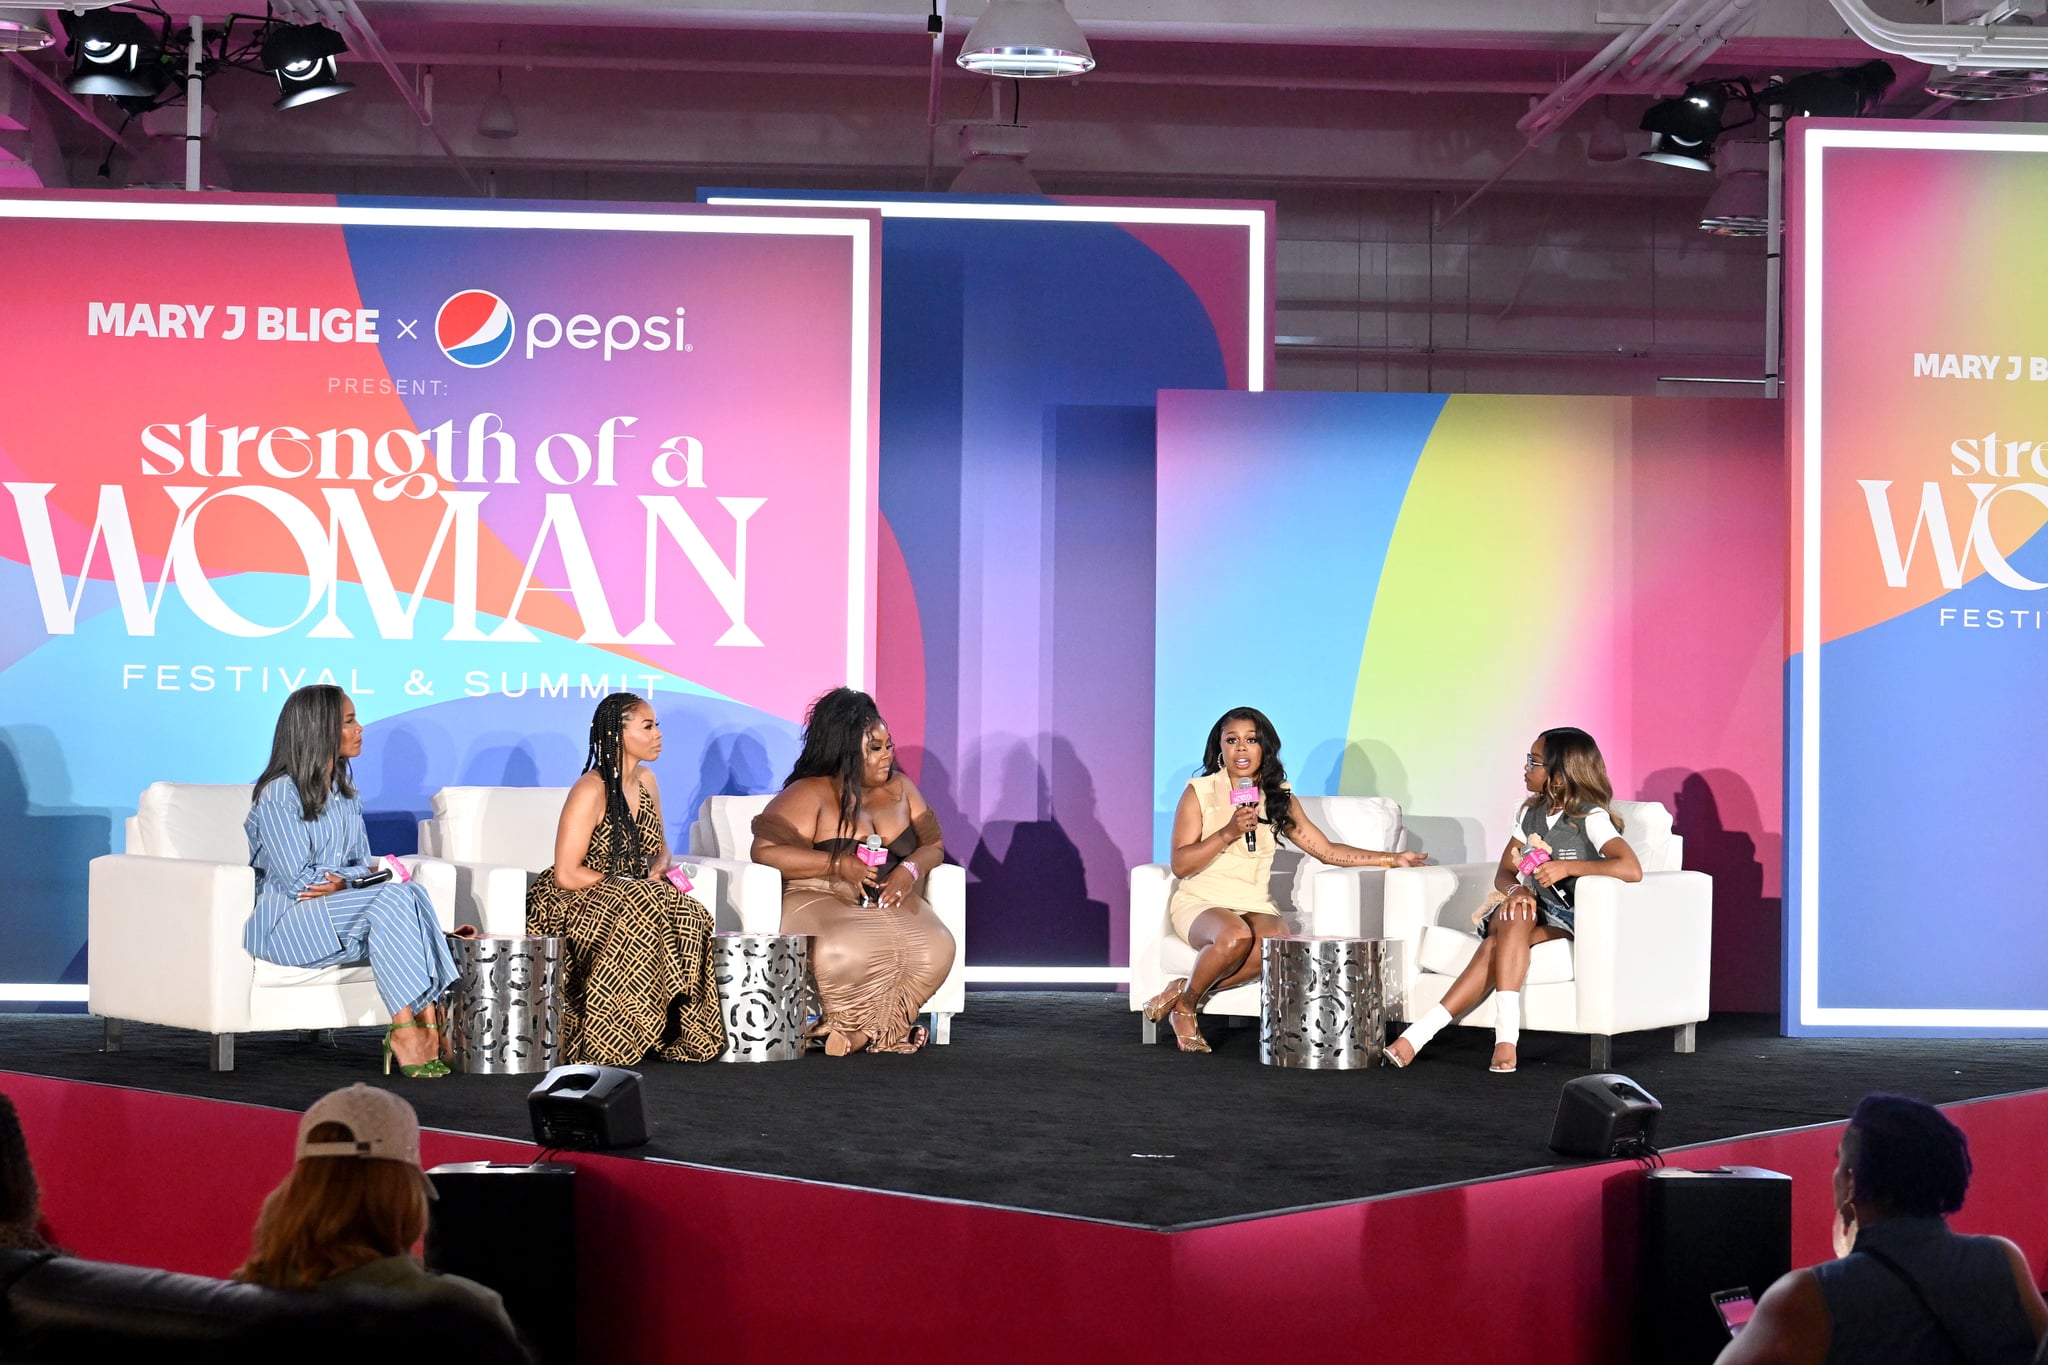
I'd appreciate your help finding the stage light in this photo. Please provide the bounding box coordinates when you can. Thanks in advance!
[1639,81,1738,172]
[64,10,162,99]
[957,0,1095,78]
[0,8,53,54]
[1767,59,1894,118]
[261,23,353,110]
[1586,99,1629,164]
[478,72,518,140]
[1699,140,1769,236]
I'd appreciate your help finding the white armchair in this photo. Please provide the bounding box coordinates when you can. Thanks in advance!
[686,793,968,1044]
[88,782,460,1071]
[1128,794,1402,1042]
[1378,799,1711,1069]
[417,786,740,938]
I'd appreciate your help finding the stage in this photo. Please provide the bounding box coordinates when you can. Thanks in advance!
[9,994,2048,1228]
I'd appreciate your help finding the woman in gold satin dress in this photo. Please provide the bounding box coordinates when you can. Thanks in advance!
[1144,706,1426,1052]
[751,687,955,1055]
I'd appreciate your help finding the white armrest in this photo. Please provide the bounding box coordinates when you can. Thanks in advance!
[680,854,780,934]
[1303,865,1389,938]
[416,819,443,859]
[1571,870,1713,1037]
[449,861,540,936]
[397,856,459,932]
[1127,863,1175,1009]
[926,863,967,1018]
[88,854,256,1034]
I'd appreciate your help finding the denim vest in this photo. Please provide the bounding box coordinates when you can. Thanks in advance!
[1519,803,1600,918]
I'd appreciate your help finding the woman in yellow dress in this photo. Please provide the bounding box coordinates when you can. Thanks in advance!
[1144,706,1425,1052]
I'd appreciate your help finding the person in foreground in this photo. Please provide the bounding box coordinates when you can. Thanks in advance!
[1715,1092,2046,1365]
[526,693,724,1065]
[1386,725,1641,1073]
[235,1083,515,1338]
[247,686,456,1079]
[0,1092,55,1252]
[1142,707,1424,1054]
[750,687,955,1054]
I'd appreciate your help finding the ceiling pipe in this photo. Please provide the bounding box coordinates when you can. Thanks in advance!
[330,0,482,193]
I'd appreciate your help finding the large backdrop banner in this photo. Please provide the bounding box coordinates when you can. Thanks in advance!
[1156,391,1786,1012]
[0,193,879,997]
[1788,121,2048,1035]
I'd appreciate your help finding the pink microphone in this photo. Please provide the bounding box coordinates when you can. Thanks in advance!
[1231,778,1259,853]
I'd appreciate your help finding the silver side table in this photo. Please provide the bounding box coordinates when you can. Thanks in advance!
[446,934,564,1075]
[711,932,813,1063]
[1260,934,1387,1069]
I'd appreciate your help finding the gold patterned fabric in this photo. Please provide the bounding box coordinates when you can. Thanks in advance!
[525,787,725,1065]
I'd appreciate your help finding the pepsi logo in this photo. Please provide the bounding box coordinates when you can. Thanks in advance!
[435,289,515,368]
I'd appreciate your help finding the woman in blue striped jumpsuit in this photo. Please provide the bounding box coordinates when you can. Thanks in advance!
[245,686,456,1077]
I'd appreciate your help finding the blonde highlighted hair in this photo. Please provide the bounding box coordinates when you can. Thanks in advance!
[233,1121,427,1289]
[1526,726,1625,834]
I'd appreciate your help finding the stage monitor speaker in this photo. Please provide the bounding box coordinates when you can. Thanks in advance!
[1638,1166,1792,1365]
[425,1161,576,1365]
[1549,1072,1662,1158]
[527,1065,648,1150]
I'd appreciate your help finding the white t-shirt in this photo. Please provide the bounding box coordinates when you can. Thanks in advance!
[1510,803,1622,855]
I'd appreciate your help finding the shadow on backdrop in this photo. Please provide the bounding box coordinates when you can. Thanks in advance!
[965,739,1108,965]
[1638,766,1780,1014]
[0,727,113,1001]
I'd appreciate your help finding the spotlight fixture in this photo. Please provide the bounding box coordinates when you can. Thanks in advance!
[1639,79,1746,172]
[64,10,163,99]
[1767,59,1894,117]
[1698,141,1770,237]
[957,0,1094,78]
[260,23,352,109]
[478,70,518,140]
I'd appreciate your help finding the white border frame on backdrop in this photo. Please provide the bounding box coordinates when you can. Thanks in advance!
[0,196,877,1003]
[1798,126,2048,1029]
[712,194,1273,987]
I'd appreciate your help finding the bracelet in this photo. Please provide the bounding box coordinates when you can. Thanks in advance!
[1381,853,1395,869]
[905,861,920,881]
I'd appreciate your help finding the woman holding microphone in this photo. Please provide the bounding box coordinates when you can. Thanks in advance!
[1144,707,1424,1053]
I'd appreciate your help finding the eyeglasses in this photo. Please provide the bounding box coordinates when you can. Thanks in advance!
[1523,756,1546,770]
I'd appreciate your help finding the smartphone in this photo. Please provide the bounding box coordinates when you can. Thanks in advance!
[1710,1287,1756,1336]
[347,869,393,889]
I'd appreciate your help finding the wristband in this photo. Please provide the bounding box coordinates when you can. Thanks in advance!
[905,861,920,882]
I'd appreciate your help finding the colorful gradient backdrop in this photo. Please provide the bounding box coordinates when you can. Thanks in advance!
[1157,391,1785,1012]
[1787,122,2048,1033]
[0,193,879,993]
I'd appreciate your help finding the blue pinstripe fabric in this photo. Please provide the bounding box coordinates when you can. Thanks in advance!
[244,776,456,1016]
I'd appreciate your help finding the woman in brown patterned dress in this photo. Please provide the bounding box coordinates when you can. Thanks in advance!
[525,693,724,1065]
[751,688,955,1055]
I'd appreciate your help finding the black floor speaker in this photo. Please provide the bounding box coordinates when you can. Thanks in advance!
[425,1161,576,1365]
[528,1065,649,1150]
[1637,1166,1792,1365]
[1550,1073,1663,1158]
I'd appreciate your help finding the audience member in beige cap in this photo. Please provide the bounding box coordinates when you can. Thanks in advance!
[235,1084,512,1333]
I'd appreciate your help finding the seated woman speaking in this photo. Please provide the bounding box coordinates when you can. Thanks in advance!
[526,692,724,1066]
[245,685,455,1079]
[750,687,955,1055]
[1146,706,1424,1053]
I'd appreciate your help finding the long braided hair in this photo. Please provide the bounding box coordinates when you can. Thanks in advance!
[583,692,648,876]
[784,687,889,838]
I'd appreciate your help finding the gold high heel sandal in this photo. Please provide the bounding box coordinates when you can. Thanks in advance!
[1168,1004,1211,1054]
[1141,977,1187,1022]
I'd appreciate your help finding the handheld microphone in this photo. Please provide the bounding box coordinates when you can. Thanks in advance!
[1230,778,1259,853]
[857,834,887,905]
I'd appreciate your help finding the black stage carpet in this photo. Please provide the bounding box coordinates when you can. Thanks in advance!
[5,995,2045,1229]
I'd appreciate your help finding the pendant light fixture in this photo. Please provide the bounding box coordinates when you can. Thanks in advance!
[956,0,1094,78]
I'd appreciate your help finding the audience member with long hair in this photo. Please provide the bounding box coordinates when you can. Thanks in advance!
[1142,706,1424,1053]
[750,687,955,1054]
[247,686,455,1078]
[526,693,724,1065]
[1716,1093,2046,1365]
[1387,726,1642,1073]
[0,1093,54,1253]
[236,1084,513,1337]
